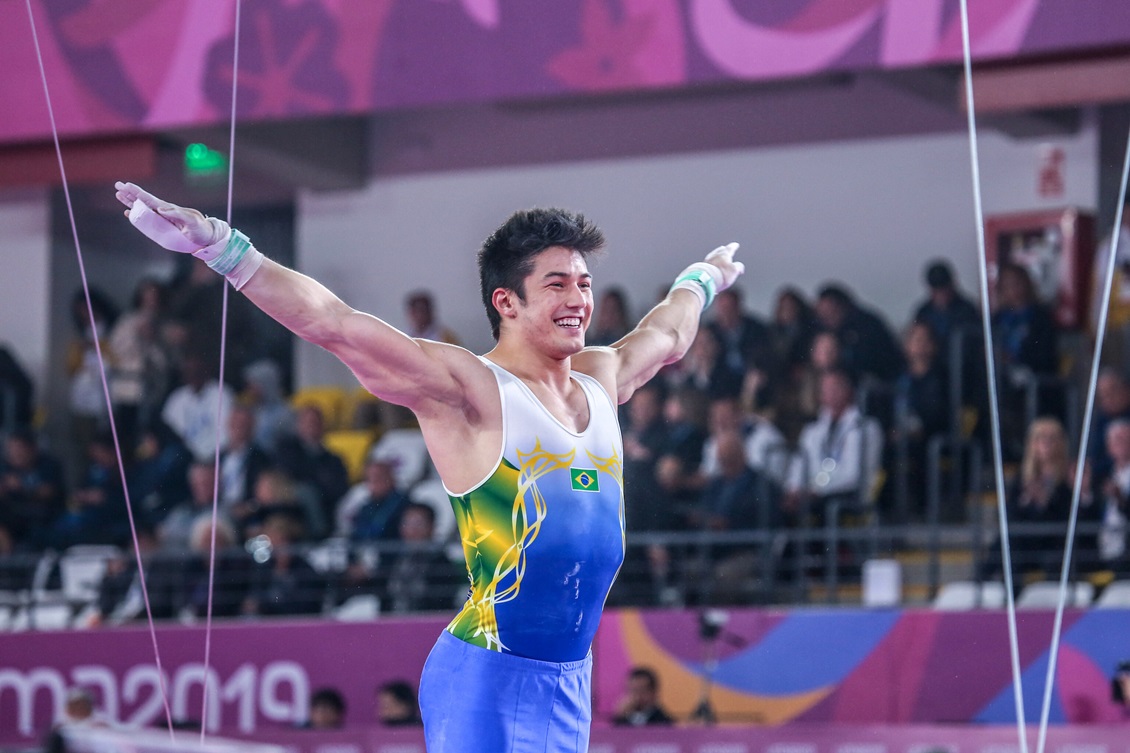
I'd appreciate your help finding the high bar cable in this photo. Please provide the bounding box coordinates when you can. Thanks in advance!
[1035,123,1130,753]
[22,0,176,737]
[200,0,243,743]
[958,1,1029,750]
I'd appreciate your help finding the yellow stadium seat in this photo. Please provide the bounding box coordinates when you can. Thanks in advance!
[291,385,350,430]
[323,429,379,482]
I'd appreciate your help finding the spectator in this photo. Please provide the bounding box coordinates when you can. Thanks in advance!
[892,322,950,517]
[161,354,236,461]
[405,290,461,345]
[589,287,632,346]
[43,687,108,753]
[65,288,116,475]
[380,502,465,613]
[983,418,1074,581]
[182,516,253,619]
[0,427,65,550]
[50,433,131,548]
[709,288,773,382]
[612,667,674,726]
[91,525,181,624]
[776,330,843,443]
[700,396,787,487]
[1097,420,1130,577]
[218,405,273,508]
[108,278,172,449]
[236,468,325,542]
[815,284,904,382]
[303,687,346,729]
[158,462,227,549]
[275,405,350,526]
[1086,368,1130,496]
[243,511,324,617]
[666,326,742,399]
[621,381,673,532]
[768,287,818,378]
[376,680,422,726]
[0,342,34,430]
[130,420,192,525]
[654,387,710,524]
[912,260,980,360]
[336,459,412,542]
[992,263,1061,458]
[241,359,294,452]
[786,368,884,516]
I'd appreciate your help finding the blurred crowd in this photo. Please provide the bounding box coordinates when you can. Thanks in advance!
[1,254,1128,623]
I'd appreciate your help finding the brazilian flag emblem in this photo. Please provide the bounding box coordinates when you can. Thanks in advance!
[570,468,599,492]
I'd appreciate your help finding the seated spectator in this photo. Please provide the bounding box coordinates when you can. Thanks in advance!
[51,433,131,548]
[0,342,34,429]
[776,330,843,443]
[589,287,632,346]
[665,326,742,399]
[612,667,674,726]
[158,462,229,550]
[275,405,350,526]
[701,395,787,487]
[380,502,466,613]
[303,687,346,729]
[1086,368,1130,496]
[181,516,253,619]
[0,524,36,593]
[983,418,1074,581]
[336,459,412,542]
[912,260,980,362]
[1096,420,1130,577]
[243,511,324,617]
[219,406,273,508]
[405,289,461,345]
[1,427,65,550]
[91,525,182,624]
[786,368,884,517]
[161,353,236,461]
[130,420,192,524]
[241,359,294,452]
[43,687,109,753]
[815,284,904,382]
[768,287,818,383]
[376,680,422,726]
[654,387,709,523]
[709,288,775,403]
[235,468,326,542]
[621,381,674,532]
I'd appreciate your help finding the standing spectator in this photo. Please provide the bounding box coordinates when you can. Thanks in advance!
[275,405,350,526]
[892,322,950,517]
[161,353,236,461]
[815,284,904,382]
[912,260,980,360]
[612,667,674,726]
[992,263,1060,458]
[109,278,172,449]
[0,428,65,550]
[241,359,294,452]
[0,342,34,430]
[405,290,461,344]
[243,512,324,617]
[376,680,422,727]
[589,287,632,346]
[218,406,272,508]
[336,459,412,542]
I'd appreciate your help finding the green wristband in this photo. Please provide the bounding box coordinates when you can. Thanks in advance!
[671,267,717,309]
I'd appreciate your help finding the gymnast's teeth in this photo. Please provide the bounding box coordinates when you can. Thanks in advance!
[556,318,581,328]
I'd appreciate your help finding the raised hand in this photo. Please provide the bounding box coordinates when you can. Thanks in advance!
[703,242,745,291]
[114,181,227,252]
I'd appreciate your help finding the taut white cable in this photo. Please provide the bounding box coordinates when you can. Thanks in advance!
[958,2,1029,751]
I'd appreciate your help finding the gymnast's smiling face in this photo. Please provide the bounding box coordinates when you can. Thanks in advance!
[497,246,593,358]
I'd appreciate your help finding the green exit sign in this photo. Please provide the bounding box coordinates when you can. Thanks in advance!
[184,143,227,177]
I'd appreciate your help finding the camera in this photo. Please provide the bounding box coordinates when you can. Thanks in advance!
[1112,660,1130,704]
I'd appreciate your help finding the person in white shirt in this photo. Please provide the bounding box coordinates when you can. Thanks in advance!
[786,367,883,516]
[161,354,236,461]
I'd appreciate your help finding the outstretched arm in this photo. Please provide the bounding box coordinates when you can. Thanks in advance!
[575,243,744,403]
[114,182,467,412]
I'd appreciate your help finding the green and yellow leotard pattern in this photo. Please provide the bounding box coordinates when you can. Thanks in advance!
[445,360,625,663]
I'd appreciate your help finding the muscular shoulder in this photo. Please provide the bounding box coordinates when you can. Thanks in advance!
[571,346,620,404]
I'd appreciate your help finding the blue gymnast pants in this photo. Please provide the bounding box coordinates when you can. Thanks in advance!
[419,631,592,753]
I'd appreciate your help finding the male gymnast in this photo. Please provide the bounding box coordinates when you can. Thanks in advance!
[114,181,743,751]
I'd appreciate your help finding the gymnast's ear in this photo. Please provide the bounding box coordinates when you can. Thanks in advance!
[492,288,519,321]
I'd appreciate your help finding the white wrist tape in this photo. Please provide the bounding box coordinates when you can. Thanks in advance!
[128,201,200,253]
[202,229,265,291]
[670,262,723,309]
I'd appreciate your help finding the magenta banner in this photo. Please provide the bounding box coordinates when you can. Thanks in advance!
[4,0,1130,144]
[2,607,1129,747]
